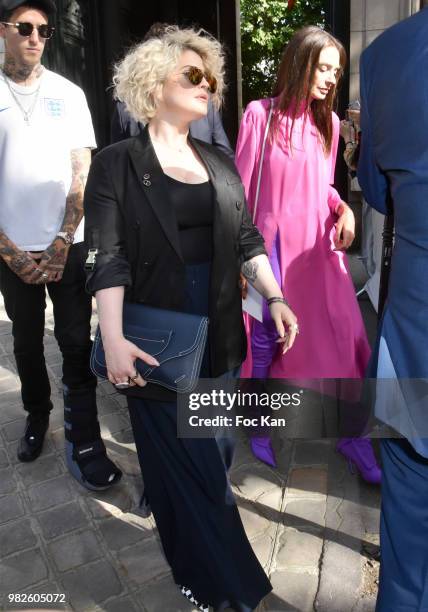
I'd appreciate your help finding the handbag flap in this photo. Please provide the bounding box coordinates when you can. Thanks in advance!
[92,325,172,371]
[90,301,209,393]
[123,302,206,362]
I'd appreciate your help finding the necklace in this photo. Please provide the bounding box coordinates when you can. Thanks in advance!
[3,70,43,126]
[151,136,190,154]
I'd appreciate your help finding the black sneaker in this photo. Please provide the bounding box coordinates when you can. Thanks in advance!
[179,586,209,612]
[17,414,49,462]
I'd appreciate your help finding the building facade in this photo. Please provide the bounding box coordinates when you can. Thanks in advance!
[349,0,422,102]
[1,0,240,148]
[1,0,426,149]
[347,0,424,209]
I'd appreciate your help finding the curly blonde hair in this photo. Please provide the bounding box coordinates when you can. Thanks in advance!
[113,25,225,125]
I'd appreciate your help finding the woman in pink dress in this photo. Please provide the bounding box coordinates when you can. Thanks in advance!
[236,26,380,483]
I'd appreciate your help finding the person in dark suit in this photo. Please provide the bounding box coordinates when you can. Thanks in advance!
[358,7,428,611]
[84,25,298,611]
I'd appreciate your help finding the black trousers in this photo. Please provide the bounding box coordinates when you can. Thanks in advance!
[0,243,96,416]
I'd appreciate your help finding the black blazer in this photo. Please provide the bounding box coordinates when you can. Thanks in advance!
[110,99,235,160]
[84,126,266,398]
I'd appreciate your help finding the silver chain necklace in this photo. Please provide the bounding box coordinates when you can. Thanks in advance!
[150,136,191,154]
[3,71,43,126]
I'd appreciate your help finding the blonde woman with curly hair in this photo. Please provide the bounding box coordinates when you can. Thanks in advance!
[110,23,233,159]
[84,26,298,611]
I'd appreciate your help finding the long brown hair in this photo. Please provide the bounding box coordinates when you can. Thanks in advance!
[272,26,346,155]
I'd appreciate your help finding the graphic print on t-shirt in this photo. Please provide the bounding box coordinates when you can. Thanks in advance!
[44,98,65,118]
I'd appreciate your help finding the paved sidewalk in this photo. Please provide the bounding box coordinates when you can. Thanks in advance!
[0,288,380,612]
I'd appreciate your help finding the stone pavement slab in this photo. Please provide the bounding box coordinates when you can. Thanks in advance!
[0,290,380,612]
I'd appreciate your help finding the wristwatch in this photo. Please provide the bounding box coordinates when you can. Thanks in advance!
[56,231,74,245]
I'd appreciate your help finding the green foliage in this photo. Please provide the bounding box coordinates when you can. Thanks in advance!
[240,0,325,105]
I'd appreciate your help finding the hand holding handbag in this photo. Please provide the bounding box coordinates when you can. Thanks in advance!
[91,302,209,393]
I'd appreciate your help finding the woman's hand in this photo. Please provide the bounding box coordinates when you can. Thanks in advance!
[240,255,299,353]
[334,202,355,251]
[268,301,299,354]
[95,287,160,389]
[103,336,160,388]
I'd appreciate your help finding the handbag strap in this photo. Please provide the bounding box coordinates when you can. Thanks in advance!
[252,98,274,223]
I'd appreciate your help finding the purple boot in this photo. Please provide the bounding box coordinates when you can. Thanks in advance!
[248,366,277,468]
[336,438,381,484]
[250,436,277,468]
[248,236,282,470]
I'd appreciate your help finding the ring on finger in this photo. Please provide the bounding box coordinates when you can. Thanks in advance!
[289,323,299,334]
[130,371,139,382]
[114,378,131,389]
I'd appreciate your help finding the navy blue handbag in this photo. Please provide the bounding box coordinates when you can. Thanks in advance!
[90,302,209,393]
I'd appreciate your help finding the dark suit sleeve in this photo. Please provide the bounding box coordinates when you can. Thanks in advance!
[84,153,132,294]
[210,105,235,160]
[357,54,388,214]
[110,101,128,144]
[110,101,144,144]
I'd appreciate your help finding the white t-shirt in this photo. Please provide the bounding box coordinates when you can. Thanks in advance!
[0,68,96,250]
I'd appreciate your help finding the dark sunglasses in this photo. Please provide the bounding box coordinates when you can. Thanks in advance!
[1,21,55,39]
[182,66,217,94]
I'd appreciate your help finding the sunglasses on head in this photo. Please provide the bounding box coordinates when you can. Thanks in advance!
[181,66,217,94]
[1,21,55,39]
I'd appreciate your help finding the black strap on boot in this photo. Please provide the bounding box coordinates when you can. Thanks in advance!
[63,388,122,490]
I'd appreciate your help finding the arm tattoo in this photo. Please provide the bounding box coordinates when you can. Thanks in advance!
[8,252,32,274]
[0,229,35,277]
[40,149,90,271]
[61,148,91,234]
[0,230,19,260]
[242,260,259,282]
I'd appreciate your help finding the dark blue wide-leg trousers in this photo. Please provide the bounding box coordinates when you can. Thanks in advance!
[376,438,428,611]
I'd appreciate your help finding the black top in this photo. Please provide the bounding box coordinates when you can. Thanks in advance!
[165,174,213,264]
[84,126,266,396]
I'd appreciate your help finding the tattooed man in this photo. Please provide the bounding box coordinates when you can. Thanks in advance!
[0,0,121,489]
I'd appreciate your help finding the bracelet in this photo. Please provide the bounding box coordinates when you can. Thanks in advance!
[267,296,290,308]
[345,141,356,147]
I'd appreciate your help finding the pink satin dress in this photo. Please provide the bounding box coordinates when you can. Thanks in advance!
[236,98,371,379]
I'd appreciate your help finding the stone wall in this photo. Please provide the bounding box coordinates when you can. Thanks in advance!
[350,0,421,101]
[347,0,421,221]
